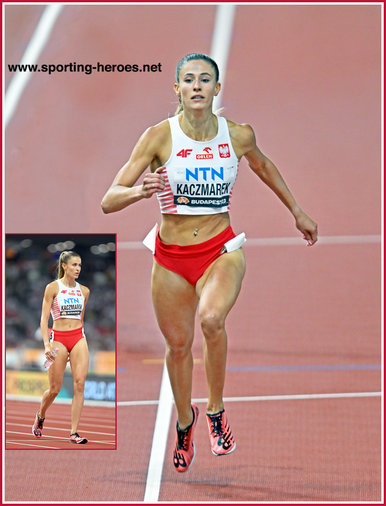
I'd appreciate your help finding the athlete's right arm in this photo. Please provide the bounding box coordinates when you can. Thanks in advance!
[101,124,167,214]
[40,283,57,361]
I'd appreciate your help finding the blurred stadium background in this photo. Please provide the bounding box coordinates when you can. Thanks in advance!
[5,233,116,403]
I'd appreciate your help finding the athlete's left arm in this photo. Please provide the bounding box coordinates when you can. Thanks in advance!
[230,122,318,246]
[80,286,90,325]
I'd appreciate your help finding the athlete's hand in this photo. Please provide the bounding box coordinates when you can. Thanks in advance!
[44,343,57,362]
[295,211,318,246]
[141,167,165,199]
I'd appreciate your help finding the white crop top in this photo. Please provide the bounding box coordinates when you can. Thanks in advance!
[51,279,85,320]
[156,115,239,214]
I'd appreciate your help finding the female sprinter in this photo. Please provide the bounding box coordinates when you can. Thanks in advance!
[101,53,318,471]
[32,250,90,444]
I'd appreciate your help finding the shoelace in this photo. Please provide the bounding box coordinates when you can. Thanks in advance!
[208,413,224,437]
[176,426,190,450]
[71,433,81,438]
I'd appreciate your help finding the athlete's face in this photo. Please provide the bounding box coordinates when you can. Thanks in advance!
[174,60,221,111]
[63,256,81,279]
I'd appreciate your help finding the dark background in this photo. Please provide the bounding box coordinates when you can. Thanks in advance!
[6,233,116,351]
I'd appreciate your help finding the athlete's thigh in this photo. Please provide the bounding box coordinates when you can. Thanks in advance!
[48,342,68,386]
[196,248,246,318]
[69,337,89,380]
[151,260,198,340]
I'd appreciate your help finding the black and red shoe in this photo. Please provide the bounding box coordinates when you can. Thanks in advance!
[70,432,88,444]
[206,409,236,456]
[32,412,45,438]
[173,405,199,472]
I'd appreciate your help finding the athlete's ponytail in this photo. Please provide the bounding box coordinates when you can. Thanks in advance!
[57,251,80,279]
[175,96,183,115]
[174,53,220,115]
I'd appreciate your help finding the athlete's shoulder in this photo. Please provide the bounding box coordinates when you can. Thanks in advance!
[142,119,171,144]
[45,280,59,297]
[226,119,256,157]
[79,284,90,298]
[226,119,255,142]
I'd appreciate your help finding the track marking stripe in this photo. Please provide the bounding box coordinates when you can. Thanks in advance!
[118,400,159,407]
[6,430,115,444]
[142,6,236,502]
[5,441,58,449]
[143,362,174,503]
[210,4,236,113]
[227,364,381,372]
[246,234,381,246]
[202,391,382,403]
[118,234,381,250]
[6,424,115,436]
[5,395,115,407]
[4,4,64,128]
[118,391,381,408]
[7,418,115,429]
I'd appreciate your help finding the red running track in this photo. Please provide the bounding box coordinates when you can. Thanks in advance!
[6,400,116,450]
[4,4,382,503]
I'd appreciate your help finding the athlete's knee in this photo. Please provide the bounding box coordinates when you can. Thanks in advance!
[200,310,225,339]
[165,334,193,360]
[49,383,62,397]
[73,377,86,394]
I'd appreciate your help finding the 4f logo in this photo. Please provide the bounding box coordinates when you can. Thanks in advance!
[177,149,192,158]
[218,143,230,158]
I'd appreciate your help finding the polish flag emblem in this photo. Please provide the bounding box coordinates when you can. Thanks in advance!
[218,143,230,158]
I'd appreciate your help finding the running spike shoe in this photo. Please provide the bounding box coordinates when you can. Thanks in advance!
[70,432,88,444]
[173,405,199,472]
[206,409,236,456]
[32,412,45,438]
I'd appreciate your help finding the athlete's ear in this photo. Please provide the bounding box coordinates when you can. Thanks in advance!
[174,82,180,98]
[214,82,221,96]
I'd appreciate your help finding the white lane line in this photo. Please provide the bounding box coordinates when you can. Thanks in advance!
[4,4,63,128]
[118,391,381,408]
[143,362,174,503]
[210,3,236,112]
[246,234,381,246]
[6,430,115,443]
[5,395,115,408]
[6,424,115,436]
[5,441,58,449]
[6,431,67,440]
[118,234,381,251]
[142,6,237,502]
[118,399,158,407]
[201,391,382,403]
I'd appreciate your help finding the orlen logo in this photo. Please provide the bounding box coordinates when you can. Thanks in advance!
[177,196,189,204]
[177,149,192,158]
[218,143,230,158]
[196,147,213,160]
[61,290,67,294]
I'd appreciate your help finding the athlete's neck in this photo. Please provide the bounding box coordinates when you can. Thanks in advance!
[179,111,218,141]
[60,275,76,288]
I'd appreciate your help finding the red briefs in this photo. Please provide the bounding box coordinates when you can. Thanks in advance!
[50,327,85,352]
[154,225,236,286]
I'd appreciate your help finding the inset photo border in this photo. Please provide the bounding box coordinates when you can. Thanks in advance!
[4,233,116,450]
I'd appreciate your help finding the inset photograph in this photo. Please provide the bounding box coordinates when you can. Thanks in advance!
[5,234,116,449]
